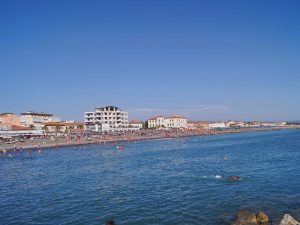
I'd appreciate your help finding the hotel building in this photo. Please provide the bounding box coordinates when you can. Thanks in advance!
[20,111,60,130]
[85,106,128,132]
[0,113,21,126]
[147,116,187,129]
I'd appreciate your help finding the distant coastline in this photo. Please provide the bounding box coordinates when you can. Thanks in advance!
[1,127,297,153]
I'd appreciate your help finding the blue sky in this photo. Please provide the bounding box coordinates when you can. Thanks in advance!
[0,0,299,121]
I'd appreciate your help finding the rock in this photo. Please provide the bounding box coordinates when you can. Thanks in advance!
[228,176,241,181]
[233,210,259,225]
[256,211,269,223]
[279,214,300,225]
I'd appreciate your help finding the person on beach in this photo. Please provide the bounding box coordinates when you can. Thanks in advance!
[106,220,115,225]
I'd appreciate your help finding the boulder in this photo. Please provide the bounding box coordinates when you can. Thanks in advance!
[279,214,300,225]
[256,211,269,223]
[233,210,259,225]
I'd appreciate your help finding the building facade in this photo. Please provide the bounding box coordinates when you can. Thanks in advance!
[85,106,128,132]
[208,122,226,129]
[20,112,60,130]
[0,123,33,131]
[187,121,209,129]
[147,116,165,128]
[44,122,84,134]
[129,120,144,129]
[0,113,21,126]
[164,116,188,128]
[147,116,187,129]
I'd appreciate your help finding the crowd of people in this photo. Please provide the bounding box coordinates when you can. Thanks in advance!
[0,126,282,155]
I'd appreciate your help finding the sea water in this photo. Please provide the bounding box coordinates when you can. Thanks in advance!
[0,129,300,225]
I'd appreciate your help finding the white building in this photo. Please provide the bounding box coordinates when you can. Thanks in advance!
[225,121,246,128]
[20,111,60,130]
[261,122,287,127]
[129,120,144,129]
[208,122,227,129]
[85,106,128,132]
[147,116,187,129]
[225,121,236,127]
[147,116,165,128]
[165,116,188,128]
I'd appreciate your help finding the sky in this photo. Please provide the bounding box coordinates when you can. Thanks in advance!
[0,0,299,121]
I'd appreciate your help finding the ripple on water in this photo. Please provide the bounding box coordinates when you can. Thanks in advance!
[0,130,300,225]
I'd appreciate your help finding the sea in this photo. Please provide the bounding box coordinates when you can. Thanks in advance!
[1,129,300,225]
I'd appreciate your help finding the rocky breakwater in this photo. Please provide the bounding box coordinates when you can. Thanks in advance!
[232,210,269,225]
[232,210,299,225]
[279,214,300,225]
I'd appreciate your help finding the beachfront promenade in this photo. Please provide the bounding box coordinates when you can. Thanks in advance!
[0,127,296,153]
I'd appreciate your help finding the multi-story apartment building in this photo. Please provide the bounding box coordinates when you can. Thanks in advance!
[85,106,128,132]
[165,116,188,128]
[147,116,187,129]
[0,113,21,126]
[20,111,60,130]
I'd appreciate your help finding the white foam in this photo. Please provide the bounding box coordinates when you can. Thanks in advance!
[202,175,223,179]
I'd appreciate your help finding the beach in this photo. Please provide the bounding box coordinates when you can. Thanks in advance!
[0,127,295,153]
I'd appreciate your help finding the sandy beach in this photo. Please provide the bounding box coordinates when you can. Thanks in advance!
[0,127,295,153]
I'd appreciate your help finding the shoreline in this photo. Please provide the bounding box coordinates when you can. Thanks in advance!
[1,128,300,225]
[1,127,296,153]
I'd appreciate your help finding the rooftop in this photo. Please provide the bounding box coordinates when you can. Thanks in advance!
[129,120,144,124]
[165,116,186,119]
[12,125,33,131]
[21,111,53,116]
[44,122,84,126]
[0,113,15,116]
[148,115,186,120]
[148,115,165,120]
[95,106,123,111]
